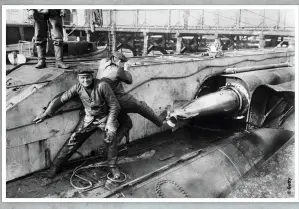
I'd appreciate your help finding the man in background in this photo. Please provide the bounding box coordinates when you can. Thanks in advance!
[28,9,69,69]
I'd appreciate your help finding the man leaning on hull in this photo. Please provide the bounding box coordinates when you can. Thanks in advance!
[28,9,69,69]
[98,52,168,129]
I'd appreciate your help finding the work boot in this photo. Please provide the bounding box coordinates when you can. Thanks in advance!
[35,45,46,68]
[158,110,168,123]
[110,166,121,179]
[47,164,60,179]
[54,45,69,69]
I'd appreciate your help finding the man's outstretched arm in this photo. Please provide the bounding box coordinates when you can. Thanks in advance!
[117,67,133,84]
[33,84,78,123]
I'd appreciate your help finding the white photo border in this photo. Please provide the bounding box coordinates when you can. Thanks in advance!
[2,4,298,203]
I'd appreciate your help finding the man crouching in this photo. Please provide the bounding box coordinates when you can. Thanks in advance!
[33,67,122,179]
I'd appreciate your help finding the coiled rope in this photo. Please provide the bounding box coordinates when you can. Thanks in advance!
[69,160,127,190]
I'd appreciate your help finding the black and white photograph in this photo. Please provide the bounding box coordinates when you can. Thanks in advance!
[3,6,297,200]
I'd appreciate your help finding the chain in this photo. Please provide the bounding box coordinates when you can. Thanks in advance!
[155,179,189,198]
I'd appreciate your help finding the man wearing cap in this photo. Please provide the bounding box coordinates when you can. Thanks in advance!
[33,68,124,179]
[98,52,167,135]
[27,9,69,69]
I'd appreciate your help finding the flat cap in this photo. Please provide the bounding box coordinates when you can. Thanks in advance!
[76,67,94,75]
[112,52,128,62]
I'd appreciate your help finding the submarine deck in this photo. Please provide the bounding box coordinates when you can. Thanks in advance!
[6,125,233,198]
[6,122,294,198]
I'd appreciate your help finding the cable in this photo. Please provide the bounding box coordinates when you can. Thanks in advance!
[6,54,293,132]
[244,9,292,29]
[69,161,105,190]
[195,9,293,33]
[70,173,92,190]
[188,12,273,39]
[188,13,225,30]
[203,10,258,28]
[125,55,293,94]
[244,9,277,23]
[69,160,126,190]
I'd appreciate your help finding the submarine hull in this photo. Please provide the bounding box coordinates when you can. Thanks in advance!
[6,49,294,181]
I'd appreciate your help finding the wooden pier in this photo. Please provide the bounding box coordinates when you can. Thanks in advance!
[6,9,295,56]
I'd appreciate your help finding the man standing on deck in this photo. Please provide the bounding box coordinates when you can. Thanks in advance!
[33,68,126,179]
[28,9,69,69]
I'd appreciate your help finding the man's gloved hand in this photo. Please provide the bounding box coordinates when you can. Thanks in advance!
[33,113,49,124]
[28,10,36,20]
[105,124,117,134]
[104,124,116,143]
[124,63,130,71]
[104,130,116,144]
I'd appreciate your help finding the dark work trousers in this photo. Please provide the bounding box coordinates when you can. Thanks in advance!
[51,112,132,170]
[117,94,163,127]
[52,116,115,169]
[33,12,63,46]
